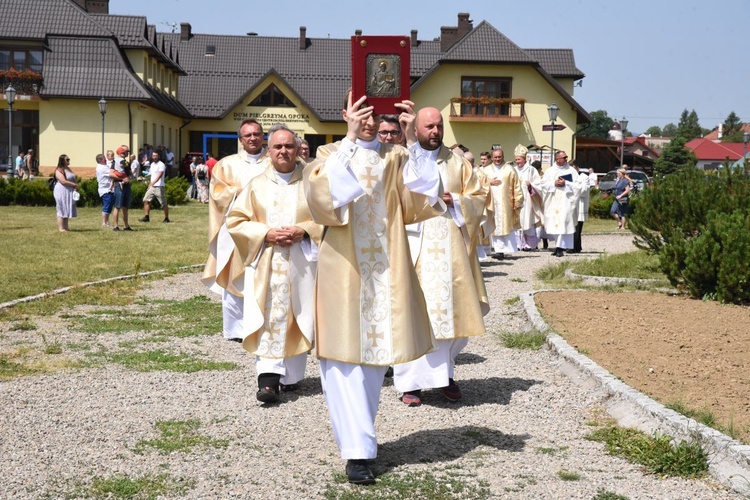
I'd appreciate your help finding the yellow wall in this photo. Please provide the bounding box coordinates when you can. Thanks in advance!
[38,98,184,177]
[412,64,578,166]
[182,74,346,155]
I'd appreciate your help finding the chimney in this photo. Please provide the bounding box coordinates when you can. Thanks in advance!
[457,12,473,37]
[355,29,362,37]
[299,26,307,50]
[440,26,458,52]
[410,29,418,47]
[180,23,192,42]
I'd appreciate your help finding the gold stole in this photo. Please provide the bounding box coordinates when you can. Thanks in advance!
[351,149,394,363]
[257,179,297,357]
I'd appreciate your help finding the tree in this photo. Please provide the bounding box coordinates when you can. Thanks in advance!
[676,109,702,140]
[662,123,677,137]
[645,125,662,137]
[578,109,614,139]
[721,111,744,142]
[653,136,696,177]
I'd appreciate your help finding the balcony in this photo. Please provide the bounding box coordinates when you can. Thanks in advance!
[449,97,525,123]
[0,69,43,96]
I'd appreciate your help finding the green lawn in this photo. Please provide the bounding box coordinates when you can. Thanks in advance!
[1,202,209,303]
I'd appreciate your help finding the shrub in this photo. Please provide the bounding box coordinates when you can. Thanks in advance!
[588,189,614,219]
[166,177,189,205]
[630,168,750,303]
[0,177,55,206]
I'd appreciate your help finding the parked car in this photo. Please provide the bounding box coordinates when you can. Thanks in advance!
[598,170,650,194]
[180,152,204,179]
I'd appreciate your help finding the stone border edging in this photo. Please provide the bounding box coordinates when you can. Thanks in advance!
[0,264,205,311]
[563,268,666,286]
[521,290,750,497]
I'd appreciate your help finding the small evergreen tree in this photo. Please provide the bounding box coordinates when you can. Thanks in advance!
[653,136,696,177]
[720,111,744,142]
[662,123,677,137]
[676,109,702,140]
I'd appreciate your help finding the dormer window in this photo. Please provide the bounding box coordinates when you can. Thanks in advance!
[250,84,295,107]
[205,45,216,56]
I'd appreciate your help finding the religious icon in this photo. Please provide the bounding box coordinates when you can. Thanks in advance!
[366,55,400,98]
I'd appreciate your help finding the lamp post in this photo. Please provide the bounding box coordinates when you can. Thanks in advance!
[743,131,749,169]
[619,116,628,168]
[4,85,16,179]
[98,97,108,154]
[547,103,560,167]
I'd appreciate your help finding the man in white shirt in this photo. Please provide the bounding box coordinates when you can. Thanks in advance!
[139,151,169,223]
[95,153,114,228]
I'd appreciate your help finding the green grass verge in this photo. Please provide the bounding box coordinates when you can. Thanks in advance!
[666,400,743,441]
[587,423,708,478]
[88,349,237,373]
[71,473,194,499]
[133,419,229,455]
[0,203,209,303]
[323,468,490,499]
[569,250,667,281]
[499,330,547,350]
[593,490,629,500]
[69,295,221,339]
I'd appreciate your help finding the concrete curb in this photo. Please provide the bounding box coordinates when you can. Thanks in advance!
[521,290,750,497]
[563,268,667,287]
[0,264,204,311]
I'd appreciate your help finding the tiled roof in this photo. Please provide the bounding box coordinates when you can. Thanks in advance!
[441,21,536,63]
[0,0,112,40]
[686,138,744,161]
[703,123,750,141]
[88,14,151,49]
[164,33,353,120]
[524,49,585,79]
[41,37,150,100]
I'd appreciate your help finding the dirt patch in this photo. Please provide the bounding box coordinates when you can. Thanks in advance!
[535,290,750,442]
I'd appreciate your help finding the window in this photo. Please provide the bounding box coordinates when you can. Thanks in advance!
[249,84,295,107]
[0,48,43,72]
[460,77,512,116]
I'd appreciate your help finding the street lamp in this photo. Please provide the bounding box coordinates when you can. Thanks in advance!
[743,131,749,168]
[547,103,560,167]
[98,97,108,154]
[4,85,16,179]
[619,116,628,168]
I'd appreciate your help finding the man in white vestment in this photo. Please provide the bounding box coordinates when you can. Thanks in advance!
[571,163,591,253]
[541,150,584,257]
[512,144,543,251]
[304,93,445,485]
[394,108,489,407]
[202,119,267,342]
[226,124,323,403]
[480,147,524,258]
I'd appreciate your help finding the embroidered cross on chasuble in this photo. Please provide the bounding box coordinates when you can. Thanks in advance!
[351,149,395,364]
[256,182,297,358]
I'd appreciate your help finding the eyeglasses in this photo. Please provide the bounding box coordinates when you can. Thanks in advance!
[378,130,401,137]
[557,156,568,160]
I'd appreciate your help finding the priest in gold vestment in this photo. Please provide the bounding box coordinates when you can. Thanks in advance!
[480,147,524,257]
[394,108,489,407]
[202,119,267,341]
[303,94,445,485]
[226,124,323,404]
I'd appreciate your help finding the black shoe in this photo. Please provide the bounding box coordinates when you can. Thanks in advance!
[227,338,243,343]
[256,386,280,403]
[384,366,394,378]
[553,248,565,257]
[123,226,133,231]
[346,459,376,485]
[139,215,150,222]
[163,218,171,223]
[112,227,120,232]
[491,252,504,260]
[280,383,299,392]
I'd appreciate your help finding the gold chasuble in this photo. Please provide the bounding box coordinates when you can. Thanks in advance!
[415,147,489,340]
[480,163,524,236]
[304,142,443,366]
[226,163,323,358]
[202,150,267,296]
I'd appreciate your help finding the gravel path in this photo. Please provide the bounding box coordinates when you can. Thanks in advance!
[0,233,739,498]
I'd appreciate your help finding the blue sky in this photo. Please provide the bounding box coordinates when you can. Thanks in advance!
[111,0,749,135]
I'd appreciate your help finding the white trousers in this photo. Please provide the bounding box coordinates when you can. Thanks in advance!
[256,352,308,385]
[516,228,539,250]
[393,338,469,393]
[221,289,244,339]
[490,234,518,253]
[548,233,573,250]
[319,359,388,460]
